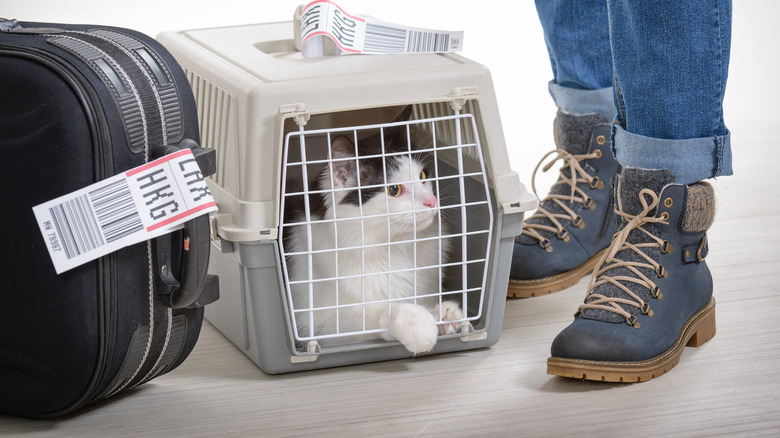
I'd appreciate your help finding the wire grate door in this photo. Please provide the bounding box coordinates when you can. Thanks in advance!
[279,107,494,350]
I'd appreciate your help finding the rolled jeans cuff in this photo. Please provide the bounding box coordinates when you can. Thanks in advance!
[612,124,734,185]
[548,81,615,121]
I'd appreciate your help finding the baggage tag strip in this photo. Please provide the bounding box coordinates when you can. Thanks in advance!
[33,149,218,274]
[299,0,464,57]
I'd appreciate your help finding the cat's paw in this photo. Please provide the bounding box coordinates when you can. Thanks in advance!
[386,303,438,354]
[434,301,465,335]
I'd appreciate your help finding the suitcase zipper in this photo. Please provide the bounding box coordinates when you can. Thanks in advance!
[50,29,181,395]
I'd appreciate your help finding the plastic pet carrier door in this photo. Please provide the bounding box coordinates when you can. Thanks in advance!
[157,21,536,373]
[281,106,493,354]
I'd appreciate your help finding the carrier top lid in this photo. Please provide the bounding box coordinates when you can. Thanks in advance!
[176,21,464,83]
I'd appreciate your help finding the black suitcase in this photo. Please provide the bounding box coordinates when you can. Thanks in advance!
[0,19,218,418]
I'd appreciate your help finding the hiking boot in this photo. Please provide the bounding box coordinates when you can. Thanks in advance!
[547,167,717,382]
[508,110,621,298]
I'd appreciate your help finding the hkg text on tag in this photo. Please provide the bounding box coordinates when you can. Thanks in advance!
[33,149,218,274]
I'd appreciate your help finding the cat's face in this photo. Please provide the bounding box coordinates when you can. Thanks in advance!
[380,155,438,232]
[322,110,440,236]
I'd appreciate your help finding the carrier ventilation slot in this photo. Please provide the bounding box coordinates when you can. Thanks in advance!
[186,70,233,187]
[413,101,480,162]
[278,108,494,351]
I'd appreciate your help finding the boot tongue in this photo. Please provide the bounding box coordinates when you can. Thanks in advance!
[580,167,676,324]
[553,110,609,155]
[618,167,676,216]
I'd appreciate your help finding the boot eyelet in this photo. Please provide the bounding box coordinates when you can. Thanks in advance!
[651,285,663,300]
[582,197,595,210]
[540,239,553,252]
[589,177,604,190]
[596,135,607,146]
[572,216,585,229]
[556,229,570,242]
[664,197,674,208]
[661,240,674,254]
[656,266,668,278]
[593,149,603,158]
[640,302,654,317]
[626,315,641,329]
[660,211,670,221]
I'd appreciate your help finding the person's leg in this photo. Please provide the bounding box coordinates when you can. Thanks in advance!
[548,0,732,382]
[508,0,620,298]
[535,0,614,118]
[609,0,733,185]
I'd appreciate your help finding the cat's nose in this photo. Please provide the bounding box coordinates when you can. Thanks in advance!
[423,196,437,208]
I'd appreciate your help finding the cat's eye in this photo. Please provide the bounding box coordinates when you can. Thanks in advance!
[387,185,401,197]
[420,170,427,180]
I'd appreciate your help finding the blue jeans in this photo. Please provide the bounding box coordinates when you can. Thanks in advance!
[535,0,733,185]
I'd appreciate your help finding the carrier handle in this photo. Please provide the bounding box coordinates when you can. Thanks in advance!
[151,140,219,309]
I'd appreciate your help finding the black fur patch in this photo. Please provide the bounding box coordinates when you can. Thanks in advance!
[330,107,418,207]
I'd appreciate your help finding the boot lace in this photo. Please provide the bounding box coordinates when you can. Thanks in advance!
[577,189,669,328]
[522,148,604,250]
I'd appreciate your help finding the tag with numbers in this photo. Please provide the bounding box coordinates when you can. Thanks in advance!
[298,0,464,57]
[33,149,218,274]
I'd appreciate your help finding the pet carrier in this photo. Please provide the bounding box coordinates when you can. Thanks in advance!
[157,20,536,373]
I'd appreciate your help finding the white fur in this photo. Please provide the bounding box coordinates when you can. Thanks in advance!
[288,156,460,354]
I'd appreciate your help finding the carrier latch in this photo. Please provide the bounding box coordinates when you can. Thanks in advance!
[290,340,321,364]
[280,103,310,127]
[448,86,478,111]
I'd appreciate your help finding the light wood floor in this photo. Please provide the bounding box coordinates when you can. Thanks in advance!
[2,2,779,437]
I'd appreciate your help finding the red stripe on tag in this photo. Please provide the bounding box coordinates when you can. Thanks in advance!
[145,202,217,232]
[126,149,192,177]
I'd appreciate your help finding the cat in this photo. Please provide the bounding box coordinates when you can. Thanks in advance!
[284,107,464,354]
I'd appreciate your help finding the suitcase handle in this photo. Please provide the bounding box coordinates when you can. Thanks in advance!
[152,140,219,309]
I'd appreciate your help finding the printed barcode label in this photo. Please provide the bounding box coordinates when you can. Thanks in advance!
[33,149,218,274]
[406,30,452,53]
[364,23,407,53]
[90,179,143,244]
[48,194,106,259]
[299,0,463,57]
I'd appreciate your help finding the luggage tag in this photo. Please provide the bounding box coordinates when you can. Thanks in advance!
[33,149,218,274]
[295,0,464,58]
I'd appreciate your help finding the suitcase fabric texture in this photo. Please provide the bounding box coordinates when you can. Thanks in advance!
[0,20,218,418]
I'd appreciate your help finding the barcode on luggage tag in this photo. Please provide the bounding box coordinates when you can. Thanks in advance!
[300,1,463,55]
[33,149,218,274]
[405,30,455,53]
[47,179,143,260]
[363,23,459,53]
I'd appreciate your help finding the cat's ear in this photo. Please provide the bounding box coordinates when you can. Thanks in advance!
[330,135,358,188]
[392,105,413,123]
[384,105,413,148]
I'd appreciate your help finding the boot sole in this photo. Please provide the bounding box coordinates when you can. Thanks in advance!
[506,249,607,299]
[546,297,717,383]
